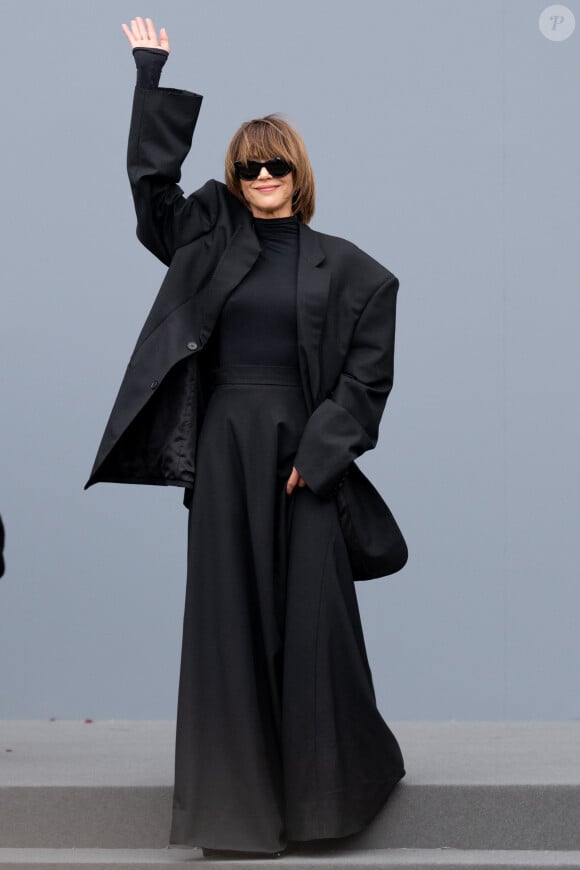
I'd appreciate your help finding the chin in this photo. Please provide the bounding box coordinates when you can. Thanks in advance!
[256,198,285,211]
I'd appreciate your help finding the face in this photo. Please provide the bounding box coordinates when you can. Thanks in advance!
[238,160,295,219]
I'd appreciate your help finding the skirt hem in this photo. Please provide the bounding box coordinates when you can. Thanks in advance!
[167,770,406,851]
[284,770,406,841]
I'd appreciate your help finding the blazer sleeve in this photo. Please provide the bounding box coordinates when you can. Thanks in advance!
[127,85,218,265]
[293,273,400,499]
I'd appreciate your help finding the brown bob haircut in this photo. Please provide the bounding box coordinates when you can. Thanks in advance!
[224,113,315,224]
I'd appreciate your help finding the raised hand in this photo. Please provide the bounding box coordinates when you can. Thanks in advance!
[121,16,170,52]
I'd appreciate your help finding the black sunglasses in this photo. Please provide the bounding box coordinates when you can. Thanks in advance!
[234,158,293,181]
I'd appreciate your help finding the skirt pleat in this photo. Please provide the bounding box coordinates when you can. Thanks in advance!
[168,364,404,852]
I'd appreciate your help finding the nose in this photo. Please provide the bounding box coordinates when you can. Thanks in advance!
[257,165,273,180]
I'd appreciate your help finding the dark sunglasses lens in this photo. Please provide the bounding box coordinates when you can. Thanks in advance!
[267,159,292,177]
[236,161,261,180]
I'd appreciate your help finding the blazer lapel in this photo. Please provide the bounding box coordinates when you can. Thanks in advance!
[297,222,330,413]
[199,222,262,341]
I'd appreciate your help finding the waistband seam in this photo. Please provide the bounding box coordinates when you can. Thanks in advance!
[207,363,302,387]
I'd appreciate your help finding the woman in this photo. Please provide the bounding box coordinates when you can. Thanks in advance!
[90,15,405,859]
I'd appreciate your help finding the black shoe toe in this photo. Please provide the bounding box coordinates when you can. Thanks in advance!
[202,846,284,859]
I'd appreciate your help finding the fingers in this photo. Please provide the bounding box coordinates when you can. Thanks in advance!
[286,467,307,495]
[120,22,137,48]
[145,16,156,41]
[286,467,298,495]
[120,16,170,52]
[159,26,170,52]
[134,16,148,40]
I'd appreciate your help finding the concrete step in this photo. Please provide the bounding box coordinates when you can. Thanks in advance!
[1,722,580,851]
[1,848,580,869]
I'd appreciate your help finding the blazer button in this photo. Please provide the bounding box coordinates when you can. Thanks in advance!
[150,379,159,390]
[186,341,198,351]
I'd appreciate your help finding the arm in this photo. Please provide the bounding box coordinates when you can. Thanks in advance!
[121,17,217,265]
[293,274,400,499]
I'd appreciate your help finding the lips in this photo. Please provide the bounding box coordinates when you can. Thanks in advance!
[255,185,279,191]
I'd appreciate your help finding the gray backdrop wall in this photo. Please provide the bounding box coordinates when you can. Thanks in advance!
[1,0,578,720]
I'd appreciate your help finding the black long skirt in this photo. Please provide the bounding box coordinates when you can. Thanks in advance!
[168,363,405,853]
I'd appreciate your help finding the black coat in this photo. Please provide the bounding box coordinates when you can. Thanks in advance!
[84,85,400,507]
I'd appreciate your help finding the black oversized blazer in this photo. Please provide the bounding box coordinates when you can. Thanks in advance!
[84,84,400,507]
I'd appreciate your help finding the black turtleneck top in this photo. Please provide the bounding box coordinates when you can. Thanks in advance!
[209,215,300,367]
[132,48,301,368]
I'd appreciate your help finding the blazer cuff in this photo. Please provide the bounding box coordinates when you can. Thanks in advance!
[293,399,373,499]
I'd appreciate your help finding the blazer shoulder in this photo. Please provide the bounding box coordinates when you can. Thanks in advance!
[200,179,251,224]
[215,179,251,212]
[178,178,250,237]
[311,227,399,289]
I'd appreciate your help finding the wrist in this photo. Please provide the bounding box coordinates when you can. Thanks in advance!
[132,47,168,89]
